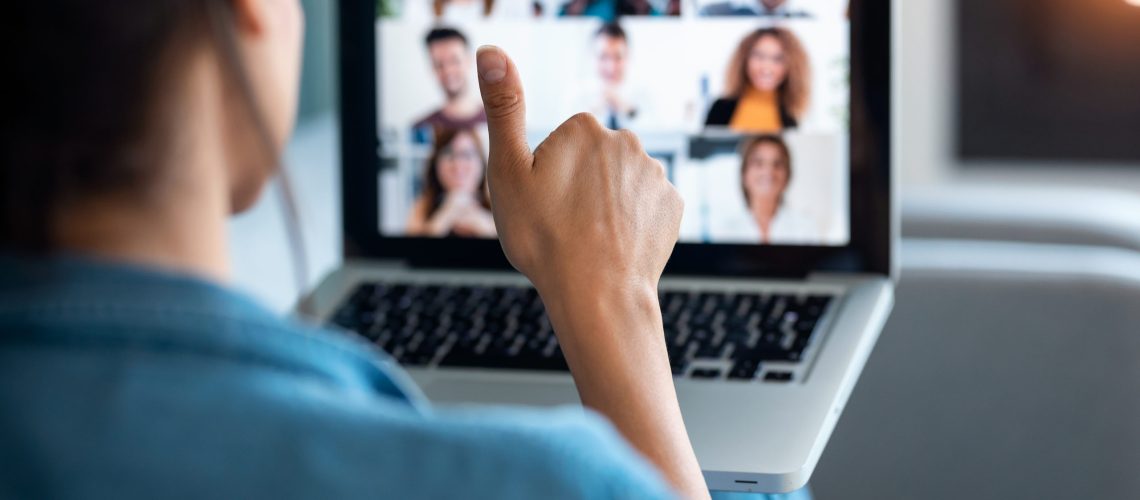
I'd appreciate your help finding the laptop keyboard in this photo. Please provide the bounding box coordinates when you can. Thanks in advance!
[329,283,833,382]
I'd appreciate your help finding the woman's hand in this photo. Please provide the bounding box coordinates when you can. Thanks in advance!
[451,204,497,238]
[476,45,707,499]
[422,193,475,236]
[475,59,682,302]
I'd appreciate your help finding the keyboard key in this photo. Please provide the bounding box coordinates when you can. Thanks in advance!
[764,371,794,383]
[728,359,761,380]
[694,339,728,360]
[691,368,722,379]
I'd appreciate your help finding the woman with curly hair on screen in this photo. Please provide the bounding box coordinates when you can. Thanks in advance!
[705,27,812,133]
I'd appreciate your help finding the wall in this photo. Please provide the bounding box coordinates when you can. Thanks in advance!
[897,0,1140,190]
[297,0,337,121]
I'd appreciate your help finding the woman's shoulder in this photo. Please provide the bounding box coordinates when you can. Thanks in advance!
[708,97,738,112]
[779,104,799,129]
[704,97,739,126]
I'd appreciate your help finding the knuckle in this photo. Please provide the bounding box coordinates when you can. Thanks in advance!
[567,112,604,137]
[617,128,639,145]
[619,131,639,151]
[617,130,648,161]
[557,114,608,152]
[551,115,583,141]
[664,184,684,213]
[483,91,523,120]
[568,111,597,128]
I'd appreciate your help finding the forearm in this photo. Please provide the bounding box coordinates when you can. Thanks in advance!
[541,279,710,500]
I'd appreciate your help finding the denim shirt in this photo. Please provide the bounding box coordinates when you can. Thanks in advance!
[0,255,676,500]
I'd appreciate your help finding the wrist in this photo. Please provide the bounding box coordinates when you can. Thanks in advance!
[537,274,659,330]
[536,275,664,370]
[536,275,708,498]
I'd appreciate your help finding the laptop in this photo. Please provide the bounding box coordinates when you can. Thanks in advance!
[306,0,895,493]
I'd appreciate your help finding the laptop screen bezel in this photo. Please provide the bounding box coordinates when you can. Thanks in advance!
[338,0,893,279]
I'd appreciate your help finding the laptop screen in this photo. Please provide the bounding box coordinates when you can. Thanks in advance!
[374,1,851,248]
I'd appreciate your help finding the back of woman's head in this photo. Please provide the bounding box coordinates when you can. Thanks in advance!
[1,1,294,253]
[724,27,812,121]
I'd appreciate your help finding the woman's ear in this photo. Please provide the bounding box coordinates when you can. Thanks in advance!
[221,0,304,214]
[227,0,304,132]
[232,0,270,36]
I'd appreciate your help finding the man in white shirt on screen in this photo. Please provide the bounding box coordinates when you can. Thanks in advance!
[568,23,648,131]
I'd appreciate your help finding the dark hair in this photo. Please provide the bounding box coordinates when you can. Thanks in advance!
[422,128,490,217]
[740,135,793,207]
[424,27,469,49]
[1,1,280,253]
[595,22,627,43]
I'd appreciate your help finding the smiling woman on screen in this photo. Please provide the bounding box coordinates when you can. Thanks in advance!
[716,135,821,244]
[705,27,812,133]
[406,127,497,238]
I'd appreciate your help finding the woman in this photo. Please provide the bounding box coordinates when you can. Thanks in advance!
[704,27,811,133]
[719,136,820,244]
[405,127,497,238]
[0,1,721,499]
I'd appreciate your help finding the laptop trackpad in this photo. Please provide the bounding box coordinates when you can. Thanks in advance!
[416,373,582,408]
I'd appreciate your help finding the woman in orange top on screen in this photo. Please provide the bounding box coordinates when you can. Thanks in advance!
[406,128,497,238]
[704,27,812,133]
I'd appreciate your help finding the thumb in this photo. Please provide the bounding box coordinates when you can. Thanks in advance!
[476,45,532,172]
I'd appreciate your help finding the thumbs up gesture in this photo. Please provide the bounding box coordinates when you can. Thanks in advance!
[475,46,683,299]
[476,47,707,499]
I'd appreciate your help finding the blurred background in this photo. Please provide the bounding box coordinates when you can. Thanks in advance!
[234,1,1140,498]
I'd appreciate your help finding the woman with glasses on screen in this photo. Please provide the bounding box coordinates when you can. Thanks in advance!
[715,135,820,244]
[406,127,497,238]
[705,27,811,133]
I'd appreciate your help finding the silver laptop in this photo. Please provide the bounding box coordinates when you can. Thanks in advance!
[306,1,895,493]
